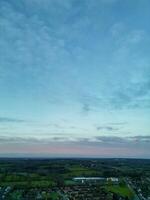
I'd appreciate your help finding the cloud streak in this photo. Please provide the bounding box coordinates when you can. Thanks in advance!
[96,126,119,131]
[0,135,149,158]
[0,135,150,144]
[0,117,26,123]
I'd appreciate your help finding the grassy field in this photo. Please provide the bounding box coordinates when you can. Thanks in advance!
[106,185,134,199]
[66,165,96,177]
[65,180,78,186]
[0,173,56,188]
[9,191,23,200]
[0,180,56,187]
[50,192,60,200]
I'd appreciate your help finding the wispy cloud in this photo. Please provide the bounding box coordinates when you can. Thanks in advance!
[110,78,150,109]
[0,135,150,144]
[0,0,150,158]
[96,126,119,131]
[82,103,90,114]
[0,135,149,158]
[0,117,26,123]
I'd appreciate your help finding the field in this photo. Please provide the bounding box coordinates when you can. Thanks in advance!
[66,165,96,176]
[106,185,134,199]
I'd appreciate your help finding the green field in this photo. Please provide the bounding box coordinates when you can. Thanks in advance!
[65,180,78,186]
[66,165,96,177]
[9,191,23,200]
[50,192,60,200]
[106,185,134,199]
[0,180,56,188]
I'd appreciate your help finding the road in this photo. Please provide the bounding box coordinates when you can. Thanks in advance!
[125,180,140,200]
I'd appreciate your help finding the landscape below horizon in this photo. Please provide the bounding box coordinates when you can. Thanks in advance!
[0,158,150,199]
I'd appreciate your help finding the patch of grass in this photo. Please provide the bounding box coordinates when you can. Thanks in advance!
[9,191,23,200]
[0,180,56,188]
[30,180,56,187]
[50,192,60,200]
[65,180,78,186]
[106,185,134,199]
[0,181,27,187]
[66,165,96,177]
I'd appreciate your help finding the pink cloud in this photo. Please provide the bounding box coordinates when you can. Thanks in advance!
[0,141,149,158]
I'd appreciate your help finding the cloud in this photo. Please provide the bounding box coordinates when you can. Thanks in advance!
[0,117,26,123]
[111,22,125,37]
[110,21,147,46]
[0,135,150,144]
[108,23,150,110]
[0,135,149,158]
[132,135,150,143]
[96,126,119,131]
[109,122,127,126]
[110,79,150,109]
[1,0,150,112]
[77,72,150,111]
[0,0,150,152]
[82,103,90,114]
[115,29,146,45]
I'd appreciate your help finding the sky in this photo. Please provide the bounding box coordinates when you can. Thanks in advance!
[0,0,150,158]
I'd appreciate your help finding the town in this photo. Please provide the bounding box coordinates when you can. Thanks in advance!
[0,158,149,200]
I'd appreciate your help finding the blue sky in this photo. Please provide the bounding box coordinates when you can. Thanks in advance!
[0,0,150,158]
